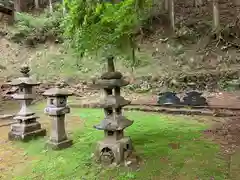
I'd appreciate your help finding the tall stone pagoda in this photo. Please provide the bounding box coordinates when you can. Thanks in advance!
[94,56,134,165]
[43,83,73,150]
[8,65,46,141]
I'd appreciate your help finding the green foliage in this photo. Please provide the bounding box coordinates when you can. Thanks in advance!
[11,9,63,45]
[63,0,152,59]
[218,79,240,91]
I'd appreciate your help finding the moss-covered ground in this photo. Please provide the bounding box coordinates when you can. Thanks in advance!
[7,107,228,180]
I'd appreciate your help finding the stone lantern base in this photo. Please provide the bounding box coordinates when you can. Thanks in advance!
[46,139,73,150]
[8,121,46,141]
[95,137,133,165]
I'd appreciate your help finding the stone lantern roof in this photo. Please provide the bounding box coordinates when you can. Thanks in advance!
[94,116,133,131]
[10,65,40,86]
[43,88,73,97]
[43,84,73,97]
[99,95,131,108]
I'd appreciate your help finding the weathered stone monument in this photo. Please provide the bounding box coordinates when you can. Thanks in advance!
[157,91,181,105]
[183,91,207,106]
[93,56,134,165]
[8,65,46,141]
[43,84,73,150]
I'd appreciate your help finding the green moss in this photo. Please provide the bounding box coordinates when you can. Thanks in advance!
[13,109,228,180]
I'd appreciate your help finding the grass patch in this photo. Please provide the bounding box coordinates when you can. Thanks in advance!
[12,108,228,180]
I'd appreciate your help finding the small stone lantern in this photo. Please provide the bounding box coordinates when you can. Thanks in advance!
[43,84,73,150]
[8,65,46,141]
[93,56,134,166]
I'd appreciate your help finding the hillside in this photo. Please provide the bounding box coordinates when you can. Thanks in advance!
[1,0,240,92]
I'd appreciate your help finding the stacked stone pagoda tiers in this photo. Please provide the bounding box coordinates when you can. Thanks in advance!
[8,65,46,141]
[43,83,73,150]
[94,56,134,165]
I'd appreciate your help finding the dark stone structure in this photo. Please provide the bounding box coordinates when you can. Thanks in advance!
[8,65,46,141]
[43,84,73,150]
[93,56,134,166]
[183,91,207,106]
[157,91,181,105]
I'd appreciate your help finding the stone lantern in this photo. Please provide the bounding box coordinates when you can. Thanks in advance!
[93,56,134,166]
[8,65,46,141]
[43,84,73,150]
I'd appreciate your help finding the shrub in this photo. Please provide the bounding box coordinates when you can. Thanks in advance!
[11,8,64,45]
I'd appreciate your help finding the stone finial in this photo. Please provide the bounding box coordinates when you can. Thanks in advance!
[10,65,40,86]
[20,65,30,77]
[55,81,62,88]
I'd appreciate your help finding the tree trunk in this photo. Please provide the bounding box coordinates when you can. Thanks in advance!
[213,0,220,32]
[14,0,21,12]
[193,0,204,7]
[168,0,175,30]
[164,0,168,11]
[35,0,39,9]
[234,0,240,6]
[62,0,66,15]
[107,56,115,72]
[49,0,53,14]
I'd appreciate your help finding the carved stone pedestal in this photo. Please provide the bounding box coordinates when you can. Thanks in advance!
[95,134,133,165]
[45,114,73,150]
[8,120,46,141]
[46,139,73,150]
